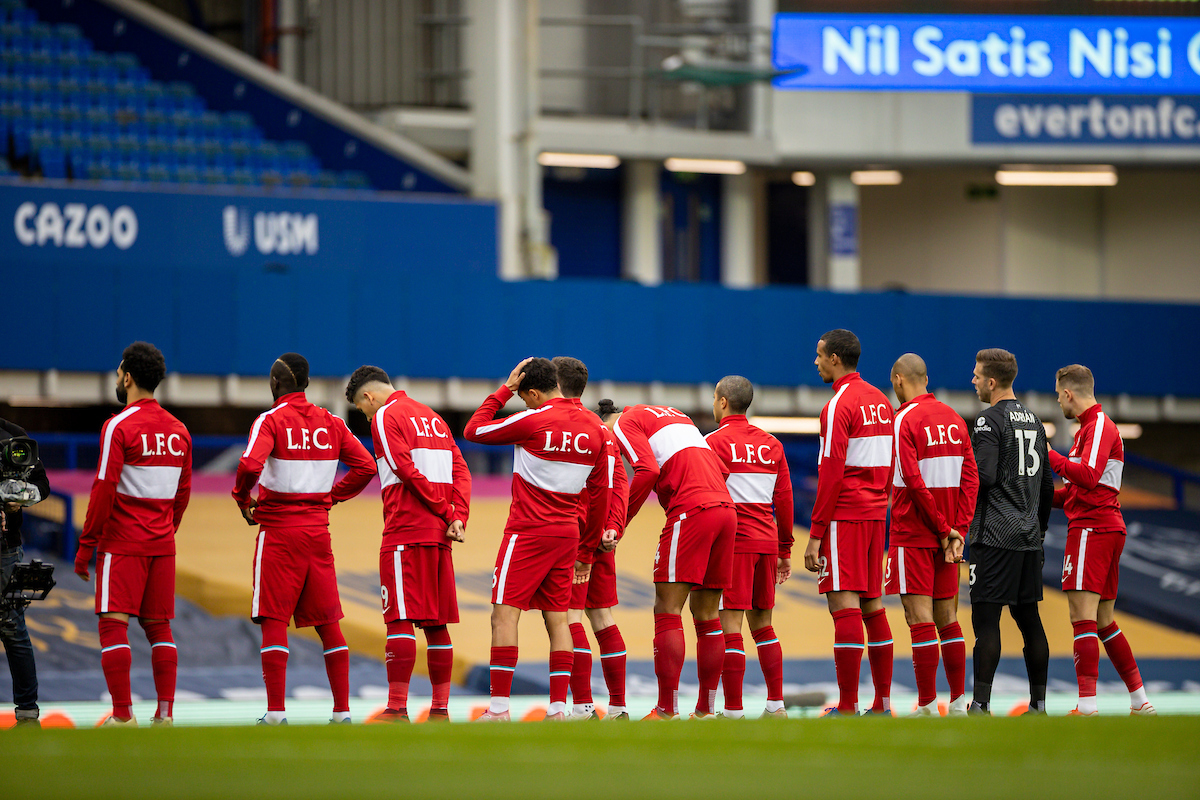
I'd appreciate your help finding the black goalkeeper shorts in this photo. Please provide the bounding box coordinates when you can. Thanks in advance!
[968,544,1043,606]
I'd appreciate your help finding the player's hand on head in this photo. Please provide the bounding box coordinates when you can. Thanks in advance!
[601,529,618,552]
[505,357,535,393]
[777,557,792,584]
[803,537,821,572]
[447,520,466,543]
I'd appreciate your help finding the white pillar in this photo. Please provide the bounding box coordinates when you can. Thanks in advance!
[748,0,775,139]
[721,171,756,287]
[622,159,663,285]
[277,0,300,81]
[827,174,861,291]
[469,0,548,279]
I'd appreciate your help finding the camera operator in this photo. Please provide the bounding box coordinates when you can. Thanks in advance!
[1,418,50,728]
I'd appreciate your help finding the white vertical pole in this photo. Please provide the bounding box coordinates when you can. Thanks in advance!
[827,174,861,290]
[622,159,663,285]
[721,171,756,287]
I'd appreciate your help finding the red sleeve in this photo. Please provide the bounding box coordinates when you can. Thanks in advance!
[897,417,951,536]
[1048,419,1113,491]
[233,411,276,507]
[1053,485,1068,508]
[173,433,192,530]
[463,386,545,445]
[79,418,126,550]
[773,445,795,558]
[612,413,658,523]
[450,439,471,527]
[956,437,979,531]
[810,403,849,540]
[374,408,451,520]
[577,454,611,564]
[331,418,376,504]
[607,441,629,537]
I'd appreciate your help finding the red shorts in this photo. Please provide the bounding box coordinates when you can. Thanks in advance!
[885,545,958,599]
[380,544,459,626]
[95,552,175,619]
[492,533,576,612]
[570,548,619,610]
[817,519,885,599]
[721,551,777,611]
[1061,528,1125,599]
[653,504,737,588]
[251,528,343,628]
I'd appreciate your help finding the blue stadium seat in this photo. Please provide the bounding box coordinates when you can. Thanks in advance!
[172,164,199,183]
[315,170,339,189]
[144,162,171,183]
[339,171,371,190]
[86,161,114,181]
[38,142,66,178]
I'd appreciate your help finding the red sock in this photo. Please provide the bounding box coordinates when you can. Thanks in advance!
[569,622,593,705]
[317,622,350,714]
[385,621,416,712]
[722,633,746,712]
[910,622,940,707]
[694,618,723,715]
[1072,620,1100,700]
[751,626,784,702]
[141,619,177,720]
[260,618,289,713]
[831,608,864,713]
[863,608,894,712]
[938,622,966,701]
[549,650,573,706]
[653,613,685,715]
[99,617,133,720]
[1099,623,1144,692]
[424,625,454,711]
[595,624,627,708]
[490,645,519,700]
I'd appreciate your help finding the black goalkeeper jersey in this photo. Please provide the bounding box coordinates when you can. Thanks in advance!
[968,399,1053,552]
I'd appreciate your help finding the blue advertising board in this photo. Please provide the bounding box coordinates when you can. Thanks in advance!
[972,94,1200,144]
[774,14,1200,94]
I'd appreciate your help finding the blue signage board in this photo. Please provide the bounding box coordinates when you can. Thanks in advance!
[973,94,1200,144]
[774,14,1200,94]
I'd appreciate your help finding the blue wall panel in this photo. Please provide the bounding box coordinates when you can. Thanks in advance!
[4,182,1200,398]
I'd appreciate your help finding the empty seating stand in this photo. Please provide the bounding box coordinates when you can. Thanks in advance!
[0,0,371,190]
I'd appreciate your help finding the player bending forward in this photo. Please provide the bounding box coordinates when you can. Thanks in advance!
[347,366,472,722]
[233,353,375,725]
[75,342,192,727]
[553,357,630,721]
[706,376,794,719]
[1050,365,1154,717]
[465,358,611,722]
[600,398,736,719]
[887,354,978,717]
[805,329,895,716]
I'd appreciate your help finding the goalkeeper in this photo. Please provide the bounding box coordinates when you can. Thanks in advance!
[0,418,50,727]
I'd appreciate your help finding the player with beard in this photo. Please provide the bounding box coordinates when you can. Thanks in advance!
[967,348,1053,716]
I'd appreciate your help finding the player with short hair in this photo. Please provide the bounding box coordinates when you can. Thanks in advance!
[1049,364,1154,716]
[75,341,192,727]
[705,375,794,719]
[465,358,611,722]
[345,365,472,723]
[599,397,736,720]
[967,348,1054,715]
[803,330,895,716]
[887,354,979,717]
[233,353,376,725]
[552,356,630,721]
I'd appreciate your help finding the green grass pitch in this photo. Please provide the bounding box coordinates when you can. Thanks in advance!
[11,716,1198,800]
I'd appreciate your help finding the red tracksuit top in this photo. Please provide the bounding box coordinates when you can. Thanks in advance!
[571,399,630,563]
[705,414,795,558]
[232,392,375,530]
[1048,402,1126,532]
[79,399,192,557]
[610,404,731,524]
[464,386,609,539]
[811,372,894,539]
[889,393,980,549]
[371,390,472,549]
